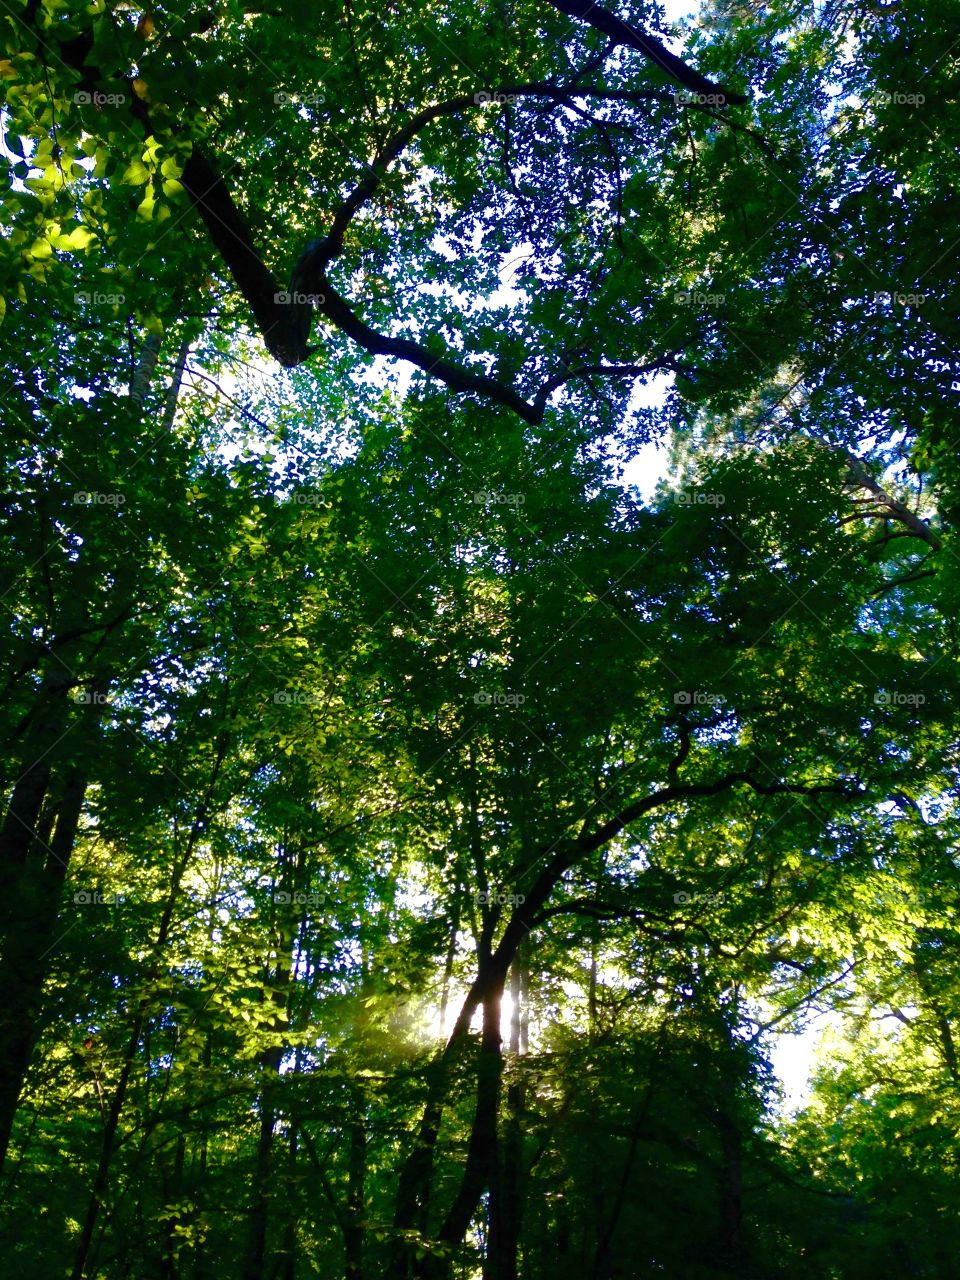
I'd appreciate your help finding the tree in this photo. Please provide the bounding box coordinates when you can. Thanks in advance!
[2,0,960,1277]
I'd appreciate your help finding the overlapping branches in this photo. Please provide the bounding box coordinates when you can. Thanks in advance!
[28,1,746,419]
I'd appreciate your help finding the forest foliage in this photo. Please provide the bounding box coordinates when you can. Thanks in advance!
[1,0,959,1276]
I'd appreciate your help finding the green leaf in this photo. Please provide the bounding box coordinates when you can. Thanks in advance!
[121,158,151,185]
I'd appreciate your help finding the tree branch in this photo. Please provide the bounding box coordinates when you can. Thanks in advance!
[843,452,941,550]
[33,5,718,417]
[545,0,747,105]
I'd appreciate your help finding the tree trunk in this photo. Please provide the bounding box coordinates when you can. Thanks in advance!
[0,667,74,929]
[493,957,526,1280]
[130,329,162,405]
[0,321,184,1174]
[71,735,229,1280]
[438,983,505,1270]
[344,1086,366,1280]
[272,1125,299,1280]
[242,846,300,1280]
[159,1133,187,1280]
[241,1045,285,1280]
[438,892,461,1039]
[0,680,95,1170]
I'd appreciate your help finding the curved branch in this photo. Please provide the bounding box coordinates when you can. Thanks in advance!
[38,9,732,417]
[545,0,748,105]
[447,770,858,1044]
[389,768,855,1258]
[301,265,684,424]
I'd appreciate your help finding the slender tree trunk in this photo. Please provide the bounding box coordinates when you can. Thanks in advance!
[707,1008,745,1272]
[492,957,526,1280]
[438,893,461,1039]
[70,1010,145,1280]
[162,336,190,430]
[717,1114,743,1266]
[130,330,162,405]
[241,1044,285,1280]
[344,1085,366,1280]
[591,1035,666,1280]
[159,1133,187,1279]
[0,667,74,927]
[914,958,960,1085]
[0,678,96,1169]
[273,1125,299,1280]
[242,845,301,1280]
[193,1032,214,1280]
[71,735,229,1280]
[438,984,505,1272]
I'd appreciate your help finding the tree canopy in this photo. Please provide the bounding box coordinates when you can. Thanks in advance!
[1,0,959,1277]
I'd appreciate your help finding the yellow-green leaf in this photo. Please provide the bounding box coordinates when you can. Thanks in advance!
[52,225,96,251]
[121,158,151,185]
